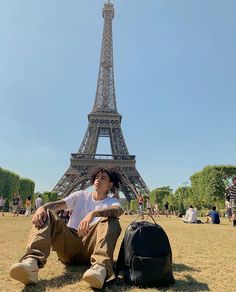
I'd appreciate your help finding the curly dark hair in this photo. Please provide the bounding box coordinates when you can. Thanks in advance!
[90,168,121,191]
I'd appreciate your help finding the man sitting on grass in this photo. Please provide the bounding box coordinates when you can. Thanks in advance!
[10,168,123,289]
[206,206,220,224]
[183,205,198,223]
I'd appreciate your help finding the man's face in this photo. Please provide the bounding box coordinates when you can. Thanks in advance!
[233,178,236,186]
[94,171,113,193]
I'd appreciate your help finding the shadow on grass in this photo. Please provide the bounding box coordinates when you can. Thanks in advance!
[173,263,201,273]
[98,275,209,292]
[170,275,210,291]
[100,263,208,292]
[21,264,209,292]
[21,265,88,292]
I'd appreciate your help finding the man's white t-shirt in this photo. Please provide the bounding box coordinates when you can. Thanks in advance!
[35,197,43,209]
[63,190,121,229]
[184,208,197,223]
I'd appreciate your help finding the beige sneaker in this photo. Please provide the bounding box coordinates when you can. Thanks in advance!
[10,258,39,285]
[82,264,107,289]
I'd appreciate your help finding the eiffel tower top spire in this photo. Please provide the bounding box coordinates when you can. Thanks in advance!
[92,1,117,114]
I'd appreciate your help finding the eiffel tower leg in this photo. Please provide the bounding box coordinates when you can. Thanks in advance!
[118,167,149,200]
[52,166,92,197]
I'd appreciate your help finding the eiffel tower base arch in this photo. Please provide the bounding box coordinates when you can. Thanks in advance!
[53,154,149,201]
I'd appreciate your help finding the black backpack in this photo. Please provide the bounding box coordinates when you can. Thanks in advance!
[115,216,175,287]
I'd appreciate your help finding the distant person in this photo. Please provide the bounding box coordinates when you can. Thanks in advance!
[154,202,160,217]
[124,210,133,215]
[18,195,23,214]
[206,206,220,224]
[164,201,169,217]
[12,193,20,217]
[146,198,151,214]
[225,195,232,222]
[225,175,236,227]
[138,195,144,214]
[0,196,5,216]
[183,205,197,223]
[25,196,32,217]
[58,209,70,224]
[35,195,43,210]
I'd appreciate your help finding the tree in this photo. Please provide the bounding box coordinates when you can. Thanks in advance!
[0,167,7,196]
[0,168,20,211]
[0,167,36,210]
[173,187,193,214]
[130,199,138,213]
[19,178,35,201]
[43,192,58,204]
[149,186,172,210]
[1,169,19,198]
[190,165,236,209]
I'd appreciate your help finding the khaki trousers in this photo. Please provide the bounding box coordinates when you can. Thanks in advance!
[20,210,121,278]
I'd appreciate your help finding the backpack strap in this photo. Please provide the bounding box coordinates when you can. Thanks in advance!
[133,212,158,225]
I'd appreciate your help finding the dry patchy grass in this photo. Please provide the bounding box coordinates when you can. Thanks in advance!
[0,213,235,292]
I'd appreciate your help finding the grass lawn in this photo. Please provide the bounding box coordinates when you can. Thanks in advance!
[0,213,235,292]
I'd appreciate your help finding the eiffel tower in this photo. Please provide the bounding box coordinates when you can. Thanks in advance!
[53,1,149,202]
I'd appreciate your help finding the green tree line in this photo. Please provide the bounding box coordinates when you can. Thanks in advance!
[0,167,35,210]
[129,165,236,216]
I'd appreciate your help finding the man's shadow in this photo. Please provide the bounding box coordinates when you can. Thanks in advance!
[21,263,209,292]
[21,265,88,292]
[170,263,210,292]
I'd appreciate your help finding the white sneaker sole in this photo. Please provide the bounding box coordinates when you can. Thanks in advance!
[82,273,103,289]
[10,264,38,285]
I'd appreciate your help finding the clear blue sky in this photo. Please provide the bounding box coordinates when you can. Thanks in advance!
[0,0,236,193]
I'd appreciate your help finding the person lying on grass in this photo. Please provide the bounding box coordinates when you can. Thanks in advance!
[10,168,124,290]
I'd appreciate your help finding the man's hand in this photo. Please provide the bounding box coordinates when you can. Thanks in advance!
[77,211,94,237]
[77,206,123,237]
[32,206,48,228]
[31,200,67,228]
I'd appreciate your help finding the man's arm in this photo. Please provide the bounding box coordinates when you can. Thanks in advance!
[92,205,124,218]
[42,200,67,211]
[77,205,124,237]
[32,200,67,228]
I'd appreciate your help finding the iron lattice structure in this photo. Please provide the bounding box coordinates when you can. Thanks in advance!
[53,1,149,200]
